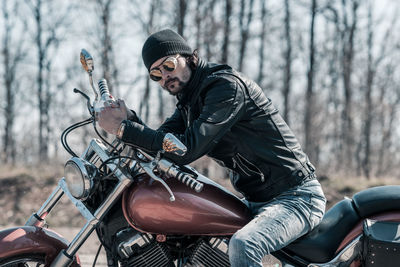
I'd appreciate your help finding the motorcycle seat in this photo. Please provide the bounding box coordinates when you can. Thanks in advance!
[283,185,400,263]
[352,185,400,218]
[283,198,360,263]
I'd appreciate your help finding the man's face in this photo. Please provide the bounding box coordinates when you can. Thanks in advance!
[149,55,192,95]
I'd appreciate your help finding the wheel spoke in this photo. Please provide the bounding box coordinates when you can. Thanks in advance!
[0,256,45,267]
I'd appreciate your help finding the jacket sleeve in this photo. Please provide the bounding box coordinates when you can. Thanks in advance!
[120,77,245,165]
[128,110,145,125]
[157,108,186,134]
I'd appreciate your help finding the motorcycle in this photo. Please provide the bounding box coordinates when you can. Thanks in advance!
[1,49,400,267]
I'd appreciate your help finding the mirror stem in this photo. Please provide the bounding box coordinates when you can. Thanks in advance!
[88,72,99,101]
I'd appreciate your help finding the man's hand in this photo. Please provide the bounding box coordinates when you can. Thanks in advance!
[97,99,129,135]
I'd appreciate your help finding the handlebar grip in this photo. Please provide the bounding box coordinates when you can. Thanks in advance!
[176,171,204,192]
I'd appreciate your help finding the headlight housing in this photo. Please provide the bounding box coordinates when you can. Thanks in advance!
[64,157,96,200]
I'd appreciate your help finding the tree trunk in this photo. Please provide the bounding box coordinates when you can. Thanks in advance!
[27,0,70,161]
[257,0,267,86]
[195,0,202,51]
[1,1,22,164]
[177,0,187,37]
[99,0,113,93]
[304,0,316,161]
[140,78,151,122]
[34,0,48,161]
[282,0,292,124]
[204,1,218,61]
[362,2,373,178]
[221,0,232,64]
[238,0,255,71]
[138,0,157,121]
[340,0,359,173]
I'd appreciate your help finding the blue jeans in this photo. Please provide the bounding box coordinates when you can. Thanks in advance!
[228,179,326,267]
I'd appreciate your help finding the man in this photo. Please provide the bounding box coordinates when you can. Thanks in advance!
[98,29,326,267]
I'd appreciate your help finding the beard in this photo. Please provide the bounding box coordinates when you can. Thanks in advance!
[162,77,188,95]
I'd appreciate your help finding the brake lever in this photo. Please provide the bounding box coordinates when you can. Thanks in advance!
[140,161,175,202]
[74,88,94,116]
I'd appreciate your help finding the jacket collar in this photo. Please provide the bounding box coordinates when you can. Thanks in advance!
[177,58,207,106]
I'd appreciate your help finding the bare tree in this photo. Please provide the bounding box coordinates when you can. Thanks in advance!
[323,0,360,172]
[127,0,159,122]
[360,1,374,178]
[204,0,219,61]
[25,0,72,161]
[221,0,232,64]
[93,0,115,95]
[376,67,400,177]
[304,0,317,160]
[194,0,203,51]
[257,0,268,86]
[340,0,360,171]
[176,0,187,37]
[282,0,292,124]
[360,1,397,178]
[1,1,28,164]
[238,0,255,71]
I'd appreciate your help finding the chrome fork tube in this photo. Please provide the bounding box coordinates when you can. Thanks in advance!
[51,177,132,267]
[25,184,64,227]
[65,178,132,256]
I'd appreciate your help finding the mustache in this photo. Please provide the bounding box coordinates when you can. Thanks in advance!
[163,77,179,88]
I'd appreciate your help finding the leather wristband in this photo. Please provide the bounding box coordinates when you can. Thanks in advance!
[116,121,126,139]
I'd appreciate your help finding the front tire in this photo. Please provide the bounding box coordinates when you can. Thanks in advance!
[0,254,45,267]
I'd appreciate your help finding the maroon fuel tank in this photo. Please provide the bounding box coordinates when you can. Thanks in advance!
[122,173,252,235]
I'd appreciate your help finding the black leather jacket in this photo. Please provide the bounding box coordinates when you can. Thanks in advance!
[121,59,316,202]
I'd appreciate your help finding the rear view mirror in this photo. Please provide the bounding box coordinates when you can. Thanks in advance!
[162,133,187,156]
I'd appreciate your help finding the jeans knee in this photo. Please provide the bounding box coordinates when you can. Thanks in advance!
[229,232,245,253]
[229,231,265,266]
[229,231,258,255]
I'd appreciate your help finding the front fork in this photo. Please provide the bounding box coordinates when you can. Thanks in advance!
[26,175,132,266]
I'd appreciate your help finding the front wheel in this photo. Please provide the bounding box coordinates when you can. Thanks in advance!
[0,254,45,267]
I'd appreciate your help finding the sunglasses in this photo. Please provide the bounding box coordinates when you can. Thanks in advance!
[149,55,179,82]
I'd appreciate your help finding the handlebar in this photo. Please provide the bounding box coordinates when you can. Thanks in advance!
[136,150,204,201]
[175,169,204,192]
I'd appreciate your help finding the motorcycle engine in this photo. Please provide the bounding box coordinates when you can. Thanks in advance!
[115,228,173,267]
[115,228,230,267]
[188,237,230,267]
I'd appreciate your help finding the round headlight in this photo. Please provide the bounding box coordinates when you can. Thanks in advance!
[64,157,95,200]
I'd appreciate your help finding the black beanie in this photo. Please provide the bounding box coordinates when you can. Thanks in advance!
[142,29,192,71]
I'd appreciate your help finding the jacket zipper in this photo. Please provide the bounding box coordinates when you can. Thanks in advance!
[233,154,265,182]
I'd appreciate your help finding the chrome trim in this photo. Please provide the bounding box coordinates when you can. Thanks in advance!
[25,185,64,226]
[81,143,96,161]
[52,138,134,266]
[65,217,98,256]
[64,157,94,200]
[63,178,132,258]
[94,176,132,218]
[50,250,73,267]
[59,178,95,221]
[118,233,154,258]
[162,133,187,156]
[307,235,362,267]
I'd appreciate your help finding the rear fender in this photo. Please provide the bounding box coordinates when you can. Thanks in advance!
[0,226,80,266]
[336,211,400,253]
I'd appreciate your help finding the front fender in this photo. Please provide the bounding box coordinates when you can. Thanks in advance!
[0,226,80,266]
